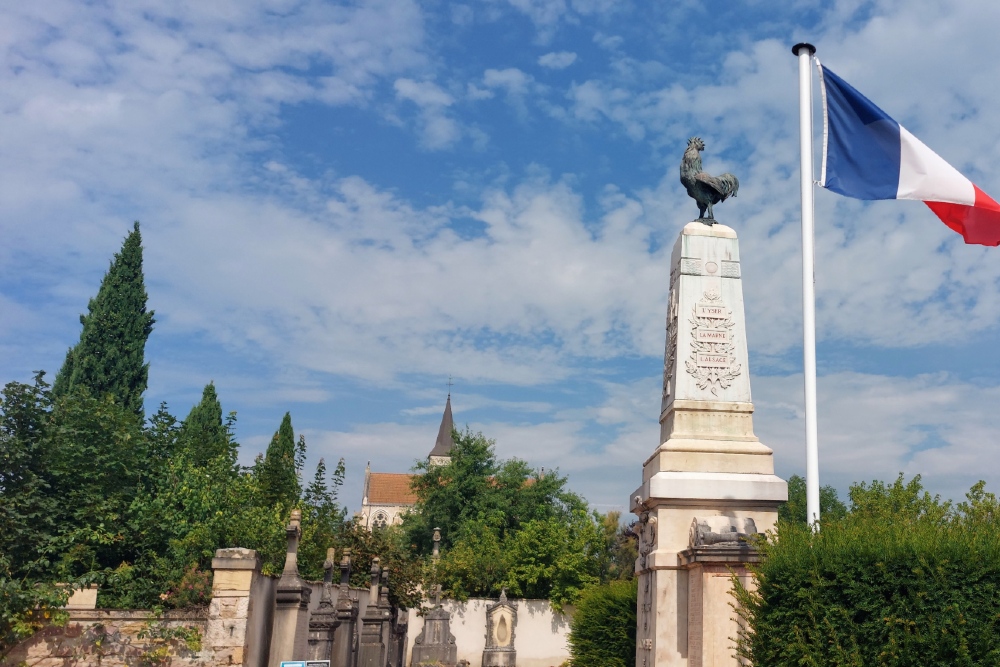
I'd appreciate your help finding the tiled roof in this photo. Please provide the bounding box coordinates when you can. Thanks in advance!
[368,472,418,505]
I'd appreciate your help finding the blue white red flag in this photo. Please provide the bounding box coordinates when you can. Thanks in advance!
[819,65,1000,246]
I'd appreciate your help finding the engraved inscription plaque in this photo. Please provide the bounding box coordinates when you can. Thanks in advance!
[684,289,742,395]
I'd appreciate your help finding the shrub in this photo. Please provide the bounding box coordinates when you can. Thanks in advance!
[734,476,1000,667]
[160,565,212,609]
[568,579,637,667]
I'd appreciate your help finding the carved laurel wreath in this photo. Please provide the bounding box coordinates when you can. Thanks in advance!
[684,290,741,395]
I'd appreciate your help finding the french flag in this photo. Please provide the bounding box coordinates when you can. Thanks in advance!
[819,65,1000,246]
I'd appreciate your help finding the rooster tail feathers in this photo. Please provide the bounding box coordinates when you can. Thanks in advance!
[718,173,739,199]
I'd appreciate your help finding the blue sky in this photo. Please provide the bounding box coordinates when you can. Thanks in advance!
[5,0,1000,515]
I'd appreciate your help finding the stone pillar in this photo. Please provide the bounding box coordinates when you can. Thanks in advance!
[268,509,312,666]
[678,521,763,667]
[632,222,786,667]
[377,568,394,664]
[331,549,358,667]
[356,558,388,667]
[308,548,338,660]
[207,548,273,667]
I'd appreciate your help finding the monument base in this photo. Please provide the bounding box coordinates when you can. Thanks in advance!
[633,221,786,667]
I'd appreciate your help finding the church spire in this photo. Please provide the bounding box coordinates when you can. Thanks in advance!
[428,392,455,465]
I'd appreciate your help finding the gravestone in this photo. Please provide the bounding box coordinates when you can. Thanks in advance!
[481,589,516,667]
[357,558,389,667]
[632,221,787,667]
[331,550,358,667]
[410,585,458,667]
[307,548,338,660]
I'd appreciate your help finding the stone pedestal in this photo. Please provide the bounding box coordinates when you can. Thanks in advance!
[632,222,786,667]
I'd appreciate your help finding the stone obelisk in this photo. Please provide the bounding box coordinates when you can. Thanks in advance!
[632,221,787,667]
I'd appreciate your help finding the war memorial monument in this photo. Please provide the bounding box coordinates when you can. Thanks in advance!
[631,138,788,667]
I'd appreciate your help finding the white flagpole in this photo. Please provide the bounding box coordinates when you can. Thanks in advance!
[792,42,821,529]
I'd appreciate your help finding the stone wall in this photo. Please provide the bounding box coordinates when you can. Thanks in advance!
[4,609,210,667]
[404,599,571,667]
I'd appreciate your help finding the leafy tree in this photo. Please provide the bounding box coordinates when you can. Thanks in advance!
[0,554,69,656]
[406,428,606,606]
[779,473,848,525]
[298,458,349,580]
[177,383,231,466]
[0,374,57,577]
[256,412,301,509]
[53,222,155,417]
[334,520,425,609]
[404,428,587,554]
[45,389,149,583]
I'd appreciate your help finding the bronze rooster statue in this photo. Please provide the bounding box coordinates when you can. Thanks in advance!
[680,137,739,224]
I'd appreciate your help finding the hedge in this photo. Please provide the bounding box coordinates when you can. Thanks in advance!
[733,476,1000,667]
[568,579,637,667]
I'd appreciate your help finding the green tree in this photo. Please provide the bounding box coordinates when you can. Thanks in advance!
[256,412,301,509]
[0,374,59,580]
[178,383,231,467]
[45,389,148,583]
[404,428,587,554]
[53,222,155,417]
[779,473,848,525]
[298,458,349,580]
[406,428,604,606]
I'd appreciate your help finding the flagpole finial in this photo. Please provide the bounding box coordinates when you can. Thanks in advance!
[792,43,816,56]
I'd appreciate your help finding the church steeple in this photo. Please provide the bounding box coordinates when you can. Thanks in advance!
[428,392,455,466]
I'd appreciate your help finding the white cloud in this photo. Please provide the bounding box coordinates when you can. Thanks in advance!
[7,0,1000,516]
[538,51,577,69]
[394,78,463,149]
[483,68,540,118]
[394,78,455,108]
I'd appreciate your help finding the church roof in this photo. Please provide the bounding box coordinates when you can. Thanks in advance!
[428,394,455,458]
[366,472,418,506]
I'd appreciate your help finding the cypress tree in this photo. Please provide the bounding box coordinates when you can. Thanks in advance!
[257,412,300,508]
[54,222,155,416]
[178,382,230,466]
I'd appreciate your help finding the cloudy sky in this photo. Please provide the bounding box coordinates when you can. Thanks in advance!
[4,0,1000,515]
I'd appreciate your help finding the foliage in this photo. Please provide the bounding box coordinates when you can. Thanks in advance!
[137,616,203,653]
[334,520,426,609]
[567,579,637,667]
[779,473,848,525]
[159,566,212,609]
[0,555,70,656]
[734,474,1000,667]
[0,374,58,579]
[256,412,301,510]
[177,383,230,466]
[298,458,349,580]
[53,221,155,417]
[406,428,623,607]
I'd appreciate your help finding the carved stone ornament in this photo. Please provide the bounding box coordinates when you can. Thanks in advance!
[684,289,741,395]
[662,268,679,406]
